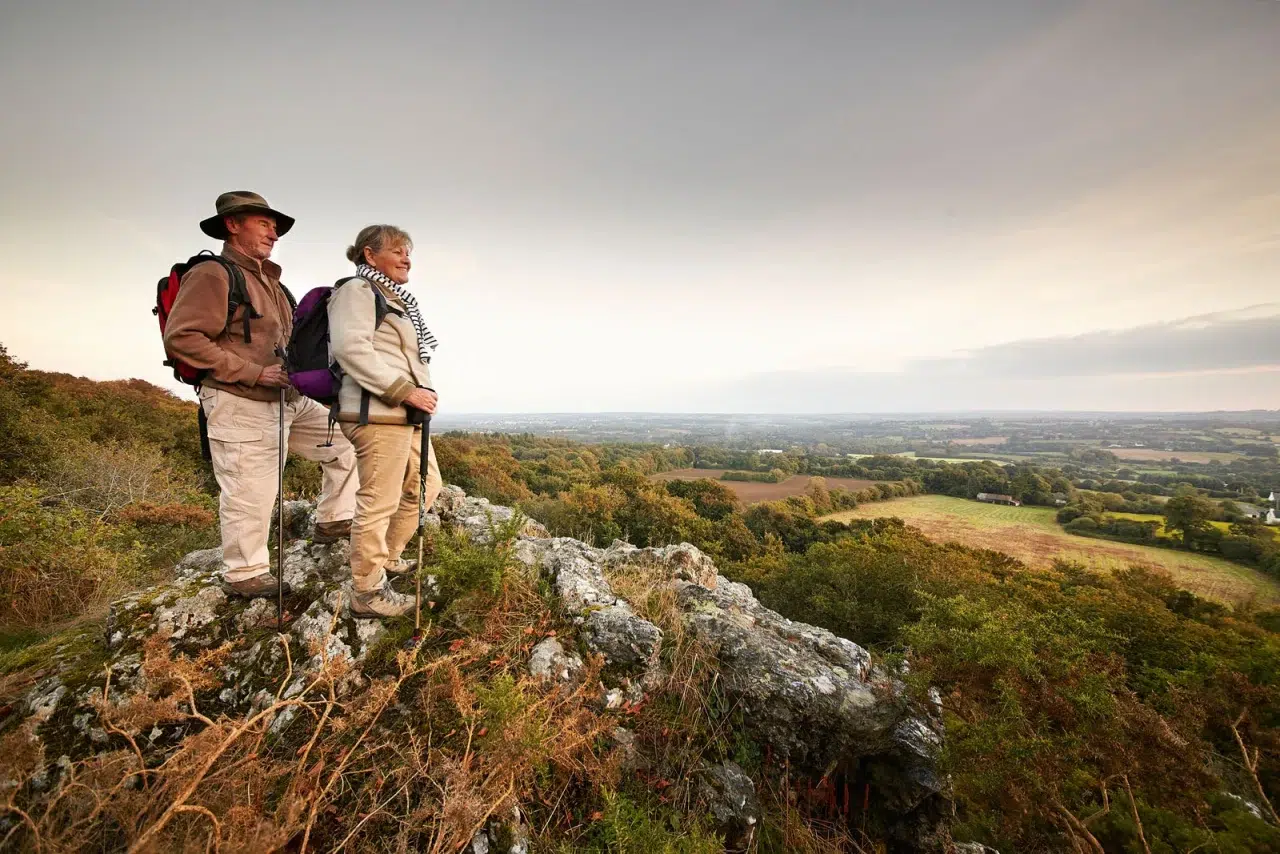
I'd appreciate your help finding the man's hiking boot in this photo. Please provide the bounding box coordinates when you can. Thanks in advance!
[313,518,352,545]
[350,582,415,618]
[224,573,291,599]
[385,558,417,576]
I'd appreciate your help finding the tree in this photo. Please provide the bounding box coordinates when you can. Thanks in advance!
[1011,466,1053,505]
[1219,499,1242,522]
[664,478,739,521]
[1164,489,1218,549]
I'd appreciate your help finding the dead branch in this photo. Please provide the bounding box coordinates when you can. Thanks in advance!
[1122,776,1152,854]
[173,804,222,853]
[1052,798,1106,854]
[126,695,311,853]
[1231,711,1280,826]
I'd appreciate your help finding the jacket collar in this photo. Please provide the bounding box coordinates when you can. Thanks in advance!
[221,242,283,281]
[358,273,407,311]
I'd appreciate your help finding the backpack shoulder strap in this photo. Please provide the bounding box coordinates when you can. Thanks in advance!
[372,286,390,329]
[335,276,392,329]
[188,253,255,342]
[279,282,298,314]
[219,259,254,343]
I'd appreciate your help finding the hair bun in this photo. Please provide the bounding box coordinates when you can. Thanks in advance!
[345,245,360,264]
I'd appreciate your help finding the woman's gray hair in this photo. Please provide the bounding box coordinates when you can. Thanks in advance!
[346,224,413,265]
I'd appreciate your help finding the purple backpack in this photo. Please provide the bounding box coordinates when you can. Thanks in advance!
[285,277,389,405]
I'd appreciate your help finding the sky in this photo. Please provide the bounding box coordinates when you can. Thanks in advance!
[1,0,1278,413]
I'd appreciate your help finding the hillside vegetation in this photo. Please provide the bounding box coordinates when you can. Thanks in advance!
[1,346,1278,852]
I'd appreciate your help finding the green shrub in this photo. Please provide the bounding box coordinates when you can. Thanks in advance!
[0,485,148,626]
[1064,515,1099,533]
[568,790,722,854]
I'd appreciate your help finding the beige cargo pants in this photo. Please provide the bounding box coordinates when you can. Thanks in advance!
[199,387,358,583]
[339,423,442,593]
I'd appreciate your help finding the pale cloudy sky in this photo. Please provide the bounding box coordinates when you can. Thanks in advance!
[1,0,1278,412]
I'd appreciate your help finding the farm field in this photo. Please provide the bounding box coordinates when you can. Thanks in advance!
[650,468,879,504]
[950,436,1008,446]
[821,495,1280,605]
[1107,512,1279,541]
[846,452,1004,464]
[1109,448,1243,464]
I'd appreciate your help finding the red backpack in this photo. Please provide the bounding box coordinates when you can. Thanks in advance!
[153,251,255,385]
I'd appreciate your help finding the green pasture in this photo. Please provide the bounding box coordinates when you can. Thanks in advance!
[822,495,1280,606]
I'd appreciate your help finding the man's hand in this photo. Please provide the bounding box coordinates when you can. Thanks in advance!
[404,387,438,414]
[257,365,291,388]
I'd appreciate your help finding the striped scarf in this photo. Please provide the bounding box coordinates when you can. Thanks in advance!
[356,264,438,363]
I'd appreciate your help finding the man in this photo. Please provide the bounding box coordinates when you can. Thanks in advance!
[164,191,358,597]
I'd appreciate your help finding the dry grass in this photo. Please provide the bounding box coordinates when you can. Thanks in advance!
[0,578,617,854]
[822,495,1280,606]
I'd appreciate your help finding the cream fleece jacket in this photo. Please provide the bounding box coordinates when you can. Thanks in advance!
[329,277,434,424]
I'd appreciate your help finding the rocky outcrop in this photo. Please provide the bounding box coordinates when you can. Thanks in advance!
[512,533,948,844]
[11,485,948,848]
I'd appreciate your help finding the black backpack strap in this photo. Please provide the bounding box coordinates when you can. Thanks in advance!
[197,401,212,461]
[358,389,371,424]
[224,263,254,343]
[191,254,256,343]
[279,281,298,314]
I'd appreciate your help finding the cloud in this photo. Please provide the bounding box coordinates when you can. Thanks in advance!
[668,307,1280,413]
[929,304,1280,379]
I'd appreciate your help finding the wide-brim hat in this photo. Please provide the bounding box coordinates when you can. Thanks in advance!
[199,190,296,240]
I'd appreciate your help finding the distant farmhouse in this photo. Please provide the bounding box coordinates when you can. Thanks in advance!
[1235,503,1267,520]
[757,449,785,454]
[976,492,1021,507]
[1267,492,1280,526]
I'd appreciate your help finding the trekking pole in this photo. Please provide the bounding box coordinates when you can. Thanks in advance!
[277,385,287,632]
[409,413,433,649]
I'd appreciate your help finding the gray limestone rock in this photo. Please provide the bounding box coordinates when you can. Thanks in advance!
[696,760,759,850]
[153,585,227,641]
[528,637,584,685]
[174,547,223,579]
[583,604,662,669]
[449,496,549,544]
[432,484,469,518]
[281,499,316,540]
[474,804,529,854]
[602,540,719,587]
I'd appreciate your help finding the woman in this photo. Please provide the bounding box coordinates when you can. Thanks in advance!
[329,224,441,617]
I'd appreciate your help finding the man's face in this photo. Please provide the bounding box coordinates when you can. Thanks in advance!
[225,213,279,261]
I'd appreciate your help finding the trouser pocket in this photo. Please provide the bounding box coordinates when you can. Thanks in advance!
[207,425,265,476]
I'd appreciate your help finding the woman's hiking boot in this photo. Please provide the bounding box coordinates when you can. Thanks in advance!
[224,572,291,599]
[313,519,352,545]
[350,582,414,618]
[384,558,417,575]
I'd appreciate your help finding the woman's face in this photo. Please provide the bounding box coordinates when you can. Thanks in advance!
[365,241,412,284]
